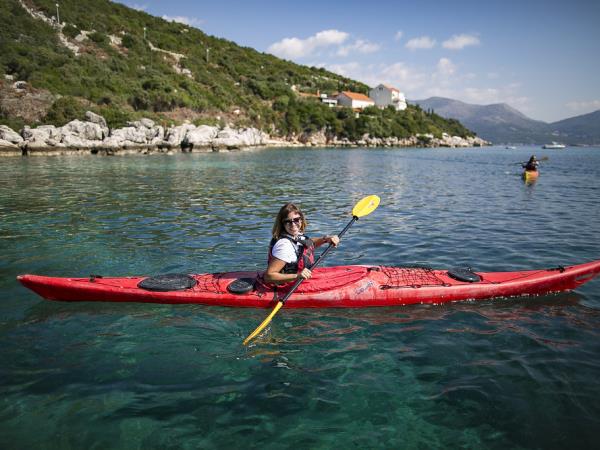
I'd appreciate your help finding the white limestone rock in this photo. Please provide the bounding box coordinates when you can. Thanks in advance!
[0,125,23,144]
[98,136,125,149]
[165,123,196,147]
[185,125,219,147]
[213,127,267,148]
[85,111,108,129]
[62,119,105,141]
[121,119,165,143]
[0,139,21,152]
[25,139,65,149]
[61,134,99,148]
[299,129,327,146]
[107,128,144,145]
[128,118,155,129]
[22,125,62,144]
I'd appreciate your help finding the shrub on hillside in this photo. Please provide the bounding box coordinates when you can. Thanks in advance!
[0,109,26,133]
[96,105,131,129]
[43,96,86,126]
[62,24,79,39]
[121,34,140,50]
[88,31,108,45]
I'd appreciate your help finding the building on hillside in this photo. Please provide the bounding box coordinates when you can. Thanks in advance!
[297,91,320,99]
[336,91,375,110]
[320,93,338,107]
[296,90,338,107]
[369,84,407,111]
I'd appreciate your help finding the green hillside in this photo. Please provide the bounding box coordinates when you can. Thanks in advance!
[0,0,474,140]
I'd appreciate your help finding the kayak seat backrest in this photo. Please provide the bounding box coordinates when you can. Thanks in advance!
[138,274,198,291]
[227,278,256,294]
[447,267,482,283]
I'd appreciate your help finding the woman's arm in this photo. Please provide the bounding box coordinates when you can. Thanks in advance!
[264,257,311,284]
[313,235,340,248]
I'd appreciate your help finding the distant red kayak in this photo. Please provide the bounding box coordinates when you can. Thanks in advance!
[17,260,600,308]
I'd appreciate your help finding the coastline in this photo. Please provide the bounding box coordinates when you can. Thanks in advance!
[0,111,490,157]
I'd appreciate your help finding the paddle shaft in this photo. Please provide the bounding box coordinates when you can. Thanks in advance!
[515,156,548,164]
[279,215,358,305]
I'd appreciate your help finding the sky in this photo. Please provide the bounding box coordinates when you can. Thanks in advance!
[116,0,600,122]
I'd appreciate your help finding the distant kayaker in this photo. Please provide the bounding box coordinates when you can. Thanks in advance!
[264,203,339,285]
[522,155,539,171]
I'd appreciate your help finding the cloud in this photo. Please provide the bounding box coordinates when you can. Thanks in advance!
[566,99,600,113]
[437,58,456,76]
[268,29,349,58]
[323,62,363,78]
[162,15,203,26]
[405,36,436,51]
[442,34,480,50]
[379,63,428,90]
[394,31,403,41]
[429,59,459,93]
[324,61,428,93]
[130,3,147,11]
[337,39,380,57]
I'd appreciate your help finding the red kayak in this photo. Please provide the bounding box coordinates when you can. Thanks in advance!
[17,259,600,308]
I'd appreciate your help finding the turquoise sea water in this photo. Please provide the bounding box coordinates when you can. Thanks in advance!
[1,146,600,449]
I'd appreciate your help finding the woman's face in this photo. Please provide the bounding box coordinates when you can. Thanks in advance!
[282,211,303,237]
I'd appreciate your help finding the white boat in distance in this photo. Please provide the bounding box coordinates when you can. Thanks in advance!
[542,141,566,149]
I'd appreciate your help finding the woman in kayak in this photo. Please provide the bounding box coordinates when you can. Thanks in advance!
[522,155,539,171]
[264,203,339,285]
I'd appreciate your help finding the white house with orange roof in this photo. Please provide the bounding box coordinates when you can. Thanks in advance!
[336,91,375,109]
[369,84,407,111]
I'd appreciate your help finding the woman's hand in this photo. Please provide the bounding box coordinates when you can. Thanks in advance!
[297,268,312,280]
[320,235,339,247]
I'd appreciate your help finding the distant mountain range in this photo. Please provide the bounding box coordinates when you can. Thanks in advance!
[411,97,600,145]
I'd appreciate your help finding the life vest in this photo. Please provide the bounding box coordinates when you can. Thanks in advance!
[268,233,315,274]
[523,161,539,171]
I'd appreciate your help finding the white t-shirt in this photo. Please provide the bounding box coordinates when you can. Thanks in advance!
[271,239,298,263]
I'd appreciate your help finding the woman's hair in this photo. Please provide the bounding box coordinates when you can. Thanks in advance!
[272,203,307,239]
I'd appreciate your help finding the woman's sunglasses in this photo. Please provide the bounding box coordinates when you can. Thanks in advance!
[283,217,302,226]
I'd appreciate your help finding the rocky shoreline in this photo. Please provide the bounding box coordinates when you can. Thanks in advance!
[0,111,490,157]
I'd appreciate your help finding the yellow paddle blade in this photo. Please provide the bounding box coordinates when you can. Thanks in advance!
[352,195,380,218]
[243,301,284,346]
